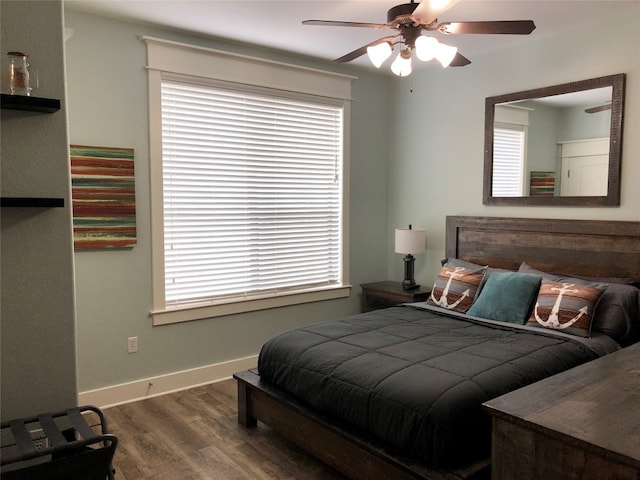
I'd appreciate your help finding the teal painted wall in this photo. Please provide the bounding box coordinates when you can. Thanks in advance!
[386,4,640,286]
[64,10,391,392]
[64,3,640,395]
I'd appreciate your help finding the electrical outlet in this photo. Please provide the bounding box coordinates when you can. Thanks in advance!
[30,429,48,450]
[127,336,138,353]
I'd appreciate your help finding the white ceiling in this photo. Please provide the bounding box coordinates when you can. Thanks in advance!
[64,0,633,72]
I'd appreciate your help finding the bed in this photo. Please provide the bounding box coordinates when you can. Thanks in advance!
[234,216,640,480]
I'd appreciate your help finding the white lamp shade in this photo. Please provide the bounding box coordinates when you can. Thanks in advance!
[367,42,393,68]
[391,52,412,77]
[415,36,439,62]
[395,228,426,254]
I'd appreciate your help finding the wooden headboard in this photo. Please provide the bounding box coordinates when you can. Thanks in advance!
[446,216,640,282]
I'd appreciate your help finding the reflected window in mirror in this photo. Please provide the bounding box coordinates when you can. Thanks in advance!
[493,105,529,196]
[483,74,625,207]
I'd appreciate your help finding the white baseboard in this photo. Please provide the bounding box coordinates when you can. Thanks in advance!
[78,355,258,409]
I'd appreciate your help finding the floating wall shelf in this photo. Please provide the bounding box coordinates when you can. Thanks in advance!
[1,93,61,113]
[2,93,64,207]
[0,197,65,208]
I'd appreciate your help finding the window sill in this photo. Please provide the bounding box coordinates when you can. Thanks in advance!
[151,284,352,325]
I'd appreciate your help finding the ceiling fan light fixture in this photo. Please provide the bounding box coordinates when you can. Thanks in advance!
[391,49,412,76]
[367,42,393,68]
[304,0,534,71]
[435,42,458,68]
[430,0,459,11]
[412,0,462,25]
[415,35,439,62]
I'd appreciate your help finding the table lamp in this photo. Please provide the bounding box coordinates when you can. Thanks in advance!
[395,225,426,290]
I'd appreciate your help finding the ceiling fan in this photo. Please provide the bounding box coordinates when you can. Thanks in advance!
[303,0,536,76]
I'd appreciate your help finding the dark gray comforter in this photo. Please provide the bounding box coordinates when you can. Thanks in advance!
[257,305,619,467]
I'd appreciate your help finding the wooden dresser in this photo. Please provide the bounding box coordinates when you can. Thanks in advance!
[483,343,640,480]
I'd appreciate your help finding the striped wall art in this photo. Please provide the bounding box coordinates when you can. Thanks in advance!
[529,171,556,196]
[70,145,136,249]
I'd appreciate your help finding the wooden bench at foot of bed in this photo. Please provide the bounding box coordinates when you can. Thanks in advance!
[234,369,490,480]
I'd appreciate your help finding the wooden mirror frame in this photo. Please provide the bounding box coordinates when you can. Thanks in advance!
[483,73,626,206]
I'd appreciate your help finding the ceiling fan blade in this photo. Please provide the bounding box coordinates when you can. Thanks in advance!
[450,52,471,67]
[438,20,536,35]
[412,0,461,25]
[303,20,392,30]
[334,35,399,63]
[585,104,612,113]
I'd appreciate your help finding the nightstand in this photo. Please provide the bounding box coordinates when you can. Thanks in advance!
[360,281,431,312]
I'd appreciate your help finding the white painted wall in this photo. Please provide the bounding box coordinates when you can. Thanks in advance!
[1,0,77,420]
[387,3,640,285]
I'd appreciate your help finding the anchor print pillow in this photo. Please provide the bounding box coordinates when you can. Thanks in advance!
[428,262,487,313]
[527,280,606,337]
[518,262,640,345]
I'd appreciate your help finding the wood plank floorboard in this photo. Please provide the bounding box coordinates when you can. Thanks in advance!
[104,379,347,480]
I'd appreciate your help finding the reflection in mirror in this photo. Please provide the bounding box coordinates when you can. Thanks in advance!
[495,87,612,197]
[484,74,625,207]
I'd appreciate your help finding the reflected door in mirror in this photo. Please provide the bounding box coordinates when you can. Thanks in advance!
[559,138,609,196]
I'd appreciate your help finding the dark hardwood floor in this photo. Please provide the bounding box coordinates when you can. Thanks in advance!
[104,379,347,479]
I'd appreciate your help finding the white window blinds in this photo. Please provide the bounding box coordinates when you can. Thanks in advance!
[161,78,344,306]
[492,126,525,197]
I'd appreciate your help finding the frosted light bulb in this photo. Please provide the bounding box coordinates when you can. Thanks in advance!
[415,36,439,62]
[436,43,458,68]
[391,50,412,77]
[367,42,392,68]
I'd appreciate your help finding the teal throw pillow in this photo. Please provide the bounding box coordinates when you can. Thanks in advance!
[467,272,542,324]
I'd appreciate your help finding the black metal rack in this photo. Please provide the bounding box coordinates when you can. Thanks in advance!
[0,405,117,480]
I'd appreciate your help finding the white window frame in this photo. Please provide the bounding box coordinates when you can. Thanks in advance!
[144,37,354,325]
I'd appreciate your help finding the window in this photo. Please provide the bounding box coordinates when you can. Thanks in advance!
[492,124,526,196]
[161,78,343,304]
[145,37,353,325]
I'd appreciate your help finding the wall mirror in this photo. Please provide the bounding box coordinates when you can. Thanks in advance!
[483,73,625,206]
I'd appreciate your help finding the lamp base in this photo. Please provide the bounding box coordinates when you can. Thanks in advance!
[402,280,420,290]
[402,254,419,290]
